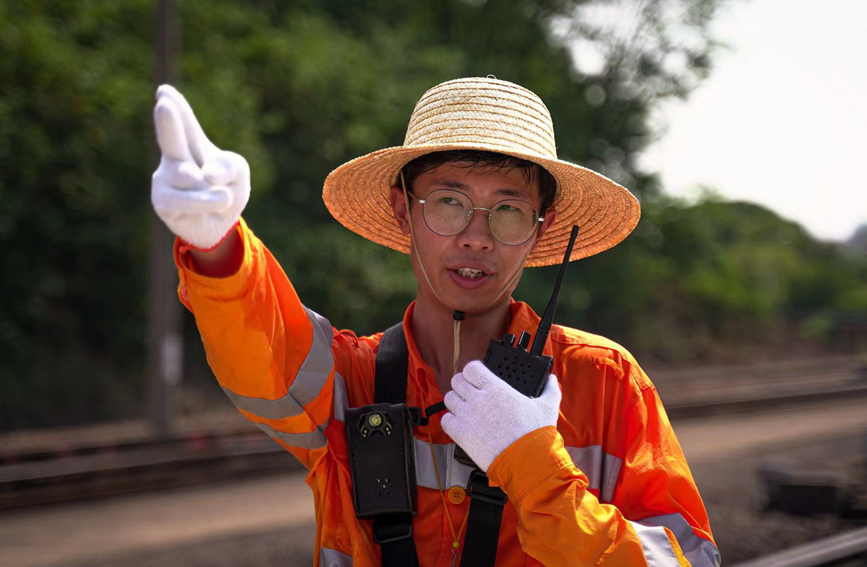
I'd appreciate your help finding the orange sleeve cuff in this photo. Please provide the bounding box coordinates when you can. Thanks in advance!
[487,426,580,505]
[173,217,258,309]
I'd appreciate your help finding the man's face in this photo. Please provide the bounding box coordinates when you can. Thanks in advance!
[390,161,556,314]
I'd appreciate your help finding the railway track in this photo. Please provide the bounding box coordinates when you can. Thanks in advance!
[0,429,301,509]
[2,360,866,510]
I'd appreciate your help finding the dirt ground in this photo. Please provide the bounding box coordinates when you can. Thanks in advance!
[59,525,318,567]
[692,433,865,564]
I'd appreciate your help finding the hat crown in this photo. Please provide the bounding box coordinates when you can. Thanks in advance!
[404,77,558,160]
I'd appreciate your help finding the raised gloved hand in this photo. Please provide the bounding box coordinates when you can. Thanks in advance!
[441,361,562,472]
[151,85,250,250]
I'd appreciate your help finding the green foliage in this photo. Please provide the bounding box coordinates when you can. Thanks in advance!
[1,0,863,429]
[0,1,156,427]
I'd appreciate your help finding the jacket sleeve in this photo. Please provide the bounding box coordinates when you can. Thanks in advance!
[174,218,343,471]
[486,370,719,566]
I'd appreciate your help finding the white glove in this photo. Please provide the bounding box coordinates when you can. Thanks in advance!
[441,361,562,472]
[151,85,250,250]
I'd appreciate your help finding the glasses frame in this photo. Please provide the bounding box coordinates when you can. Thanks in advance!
[408,189,545,246]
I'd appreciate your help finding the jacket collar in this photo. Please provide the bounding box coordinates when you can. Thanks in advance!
[399,299,551,408]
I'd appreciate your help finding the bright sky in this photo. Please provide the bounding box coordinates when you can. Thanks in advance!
[638,0,867,242]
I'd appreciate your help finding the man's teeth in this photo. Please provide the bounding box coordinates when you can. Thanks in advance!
[457,268,485,279]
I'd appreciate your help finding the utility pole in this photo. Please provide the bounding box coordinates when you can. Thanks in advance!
[148,0,183,440]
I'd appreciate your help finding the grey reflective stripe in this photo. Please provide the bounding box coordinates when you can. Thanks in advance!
[563,445,622,502]
[221,306,334,420]
[332,371,347,423]
[413,438,475,490]
[565,445,602,490]
[601,452,622,503]
[638,513,721,567]
[414,440,618,493]
[253,420,327,450]
[631,522,680,566]
[320,547,353,567]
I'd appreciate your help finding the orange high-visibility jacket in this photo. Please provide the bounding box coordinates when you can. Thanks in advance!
[175,219,719,567]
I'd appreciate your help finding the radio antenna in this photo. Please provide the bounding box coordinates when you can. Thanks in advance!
[529,225,580,357]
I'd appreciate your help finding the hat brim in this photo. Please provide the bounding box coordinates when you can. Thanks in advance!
[323,143,641,267]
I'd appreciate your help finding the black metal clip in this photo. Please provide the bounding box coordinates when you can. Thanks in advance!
[373,515,415,544]
[407,406,426,426]
[467,469,508,506]
[407,402,447,427]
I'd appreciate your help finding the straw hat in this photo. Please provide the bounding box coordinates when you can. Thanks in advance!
[323,77,640,267]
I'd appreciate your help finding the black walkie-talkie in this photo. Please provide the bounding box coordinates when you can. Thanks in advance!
[484,224,580,397]
[455,225,580,467]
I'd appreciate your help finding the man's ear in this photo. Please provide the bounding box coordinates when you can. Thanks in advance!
[531,208,557,252]
[389,185,411,235]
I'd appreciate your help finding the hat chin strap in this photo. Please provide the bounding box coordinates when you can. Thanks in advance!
[399,172,533,377]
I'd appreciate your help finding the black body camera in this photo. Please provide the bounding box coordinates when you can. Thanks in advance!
[346,403,417,518]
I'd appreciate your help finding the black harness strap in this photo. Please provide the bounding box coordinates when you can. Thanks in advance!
[461,471,508,566]
[373,512,418,567]
[374,323,506,567]
[373,324,418,567]
[375,323,409,405]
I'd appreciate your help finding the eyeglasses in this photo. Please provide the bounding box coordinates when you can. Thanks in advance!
[409,189,544,246]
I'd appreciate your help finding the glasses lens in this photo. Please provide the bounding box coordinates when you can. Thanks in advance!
[490,200,539,245]
[422,189,472,236]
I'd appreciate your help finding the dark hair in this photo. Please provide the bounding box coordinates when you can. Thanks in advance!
[400,150,558,215]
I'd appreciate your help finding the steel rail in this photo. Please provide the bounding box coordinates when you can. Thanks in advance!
[665,381,867,420]
[730,525,867,567]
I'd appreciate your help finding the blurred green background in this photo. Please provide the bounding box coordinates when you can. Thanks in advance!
[1,0,865,431]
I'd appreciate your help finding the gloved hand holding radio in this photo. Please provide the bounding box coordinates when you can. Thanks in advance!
[441,361,562,473]
[151,85,250,250]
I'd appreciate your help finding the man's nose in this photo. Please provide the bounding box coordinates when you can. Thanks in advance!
[456,209,495,250]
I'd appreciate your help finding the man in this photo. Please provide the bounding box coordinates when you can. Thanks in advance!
[151,77,719,566]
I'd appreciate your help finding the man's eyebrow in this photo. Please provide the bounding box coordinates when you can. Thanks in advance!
[432,180,530,199]
[433,180,471,191]
[494,187,528,199]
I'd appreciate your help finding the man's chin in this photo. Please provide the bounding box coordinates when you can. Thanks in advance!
[440,288,510,316]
